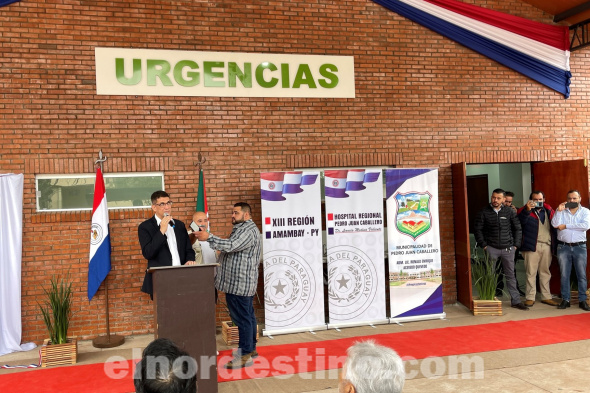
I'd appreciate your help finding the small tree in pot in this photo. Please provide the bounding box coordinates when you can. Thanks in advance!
[471,245,503,316]
[39,274,73,344]
[471,247,501,301]
[37,274,77,366]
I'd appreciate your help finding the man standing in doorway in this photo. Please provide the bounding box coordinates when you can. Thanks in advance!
[504,191,517,212]
[517,191,559,307]
[551,190,590,311]
[474,188,528,310]
[504,191,525,297]
[195,202,262,368]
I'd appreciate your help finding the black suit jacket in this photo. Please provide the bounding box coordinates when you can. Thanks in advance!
[138,216,196,297]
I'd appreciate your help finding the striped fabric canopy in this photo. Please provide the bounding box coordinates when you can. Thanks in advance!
[372,0,571,98]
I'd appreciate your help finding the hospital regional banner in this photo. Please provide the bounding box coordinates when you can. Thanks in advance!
[386,169,445,322]
[324,169,387,328]
[260,171,326,336]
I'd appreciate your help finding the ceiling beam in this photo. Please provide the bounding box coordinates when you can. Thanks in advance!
[554,1,590,23]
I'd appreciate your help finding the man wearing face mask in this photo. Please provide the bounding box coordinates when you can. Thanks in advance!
[188,211,217,265]
[551,190,590,311]
[138,190,196,299]
[517,191,558,307]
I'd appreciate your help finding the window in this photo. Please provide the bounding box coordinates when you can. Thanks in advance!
[36,172,165,211]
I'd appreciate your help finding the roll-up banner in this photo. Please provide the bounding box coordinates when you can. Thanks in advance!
[260,171,327,336]
[385,169,445,323]
[324,169,387,328]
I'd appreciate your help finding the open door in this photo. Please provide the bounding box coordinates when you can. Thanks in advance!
[531,159,590,295]
[452,162,473,309]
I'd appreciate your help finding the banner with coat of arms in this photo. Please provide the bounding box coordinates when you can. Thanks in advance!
[260,171,326,336]
[324,169,387,327]
[386,168,444,321]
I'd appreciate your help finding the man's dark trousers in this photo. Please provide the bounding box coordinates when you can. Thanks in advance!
[226,293,257,355]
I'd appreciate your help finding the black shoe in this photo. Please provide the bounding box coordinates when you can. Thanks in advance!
[511,303,529,311]
[579,302,590,311]
[557,300,570,309]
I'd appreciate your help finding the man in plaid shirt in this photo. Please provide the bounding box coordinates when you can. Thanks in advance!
[195,202,262,369]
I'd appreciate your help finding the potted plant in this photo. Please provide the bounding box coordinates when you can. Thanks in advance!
[38,274,77,367]
[471,246,503,315]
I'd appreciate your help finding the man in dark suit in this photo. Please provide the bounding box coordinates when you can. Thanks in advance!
[138,190,196,298]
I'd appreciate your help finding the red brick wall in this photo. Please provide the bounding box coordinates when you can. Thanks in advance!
[1,0,587,342]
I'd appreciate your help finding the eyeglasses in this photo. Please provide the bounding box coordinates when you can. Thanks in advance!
[154,201,173,208]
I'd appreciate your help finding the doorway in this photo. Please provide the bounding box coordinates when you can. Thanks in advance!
[453,160,590,310]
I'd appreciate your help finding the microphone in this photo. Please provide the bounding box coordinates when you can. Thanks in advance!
[164,212,175,228]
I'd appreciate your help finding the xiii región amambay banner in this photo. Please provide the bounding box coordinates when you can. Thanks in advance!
[324,169,387,328]
[260,171,326,335]
[386,168,445,322]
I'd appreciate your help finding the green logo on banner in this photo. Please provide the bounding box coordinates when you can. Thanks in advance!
[395,192,432,240]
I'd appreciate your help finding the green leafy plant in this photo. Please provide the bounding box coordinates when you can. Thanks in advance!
[471,246,501,301]
[38,274,73,344]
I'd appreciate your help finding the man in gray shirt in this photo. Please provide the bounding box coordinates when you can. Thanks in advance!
[195,202,262,368]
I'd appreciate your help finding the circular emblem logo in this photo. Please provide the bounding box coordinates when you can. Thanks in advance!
[327,245,378,321]
[263,250,316,328]
[332,179,339,187]
[268,182,276,190]
[90,224,103,245]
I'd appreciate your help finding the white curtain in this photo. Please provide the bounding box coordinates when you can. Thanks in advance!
[0,173,34,356]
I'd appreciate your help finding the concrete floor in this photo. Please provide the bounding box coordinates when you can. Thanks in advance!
[2,297,590,392]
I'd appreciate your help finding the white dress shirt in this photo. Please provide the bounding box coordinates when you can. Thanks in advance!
[551,206,590,243]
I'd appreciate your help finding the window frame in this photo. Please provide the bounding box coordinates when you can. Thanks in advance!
[35,172,165,212]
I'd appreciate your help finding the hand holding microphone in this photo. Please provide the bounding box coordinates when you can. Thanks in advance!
[160,212,175,234]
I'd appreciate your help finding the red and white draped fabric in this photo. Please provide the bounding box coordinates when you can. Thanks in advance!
[373,0,571,98]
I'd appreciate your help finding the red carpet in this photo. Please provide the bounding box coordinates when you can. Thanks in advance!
[2,313,590,392]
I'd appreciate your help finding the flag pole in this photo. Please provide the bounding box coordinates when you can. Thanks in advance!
[92,150,125,349]
[195,152,207,215]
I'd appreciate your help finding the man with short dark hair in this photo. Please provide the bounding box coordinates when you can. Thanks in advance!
[138,191,196,298]
[134,338,197,393]
[474,188,527,310]
[518,191,558,306]
[338,340,405,393]
[551,190,590,311]
[504,191,517,212]
[195,202,262,368]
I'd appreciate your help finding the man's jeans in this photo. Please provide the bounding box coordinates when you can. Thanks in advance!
[486,246,520,305]
[225,293,257,355]
[557,243,588,302]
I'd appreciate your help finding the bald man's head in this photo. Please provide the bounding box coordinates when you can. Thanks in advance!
[192,211,209,229]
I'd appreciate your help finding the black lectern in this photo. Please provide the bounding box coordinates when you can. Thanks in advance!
[149,264,218,393]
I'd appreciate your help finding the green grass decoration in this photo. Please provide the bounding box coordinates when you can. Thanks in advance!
[38,274,73,345]
[471,247,501,301]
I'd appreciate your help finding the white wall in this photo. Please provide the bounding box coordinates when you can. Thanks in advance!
[467,163,531,207]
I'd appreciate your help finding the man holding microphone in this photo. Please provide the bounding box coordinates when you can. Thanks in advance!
[138,190,196,299]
